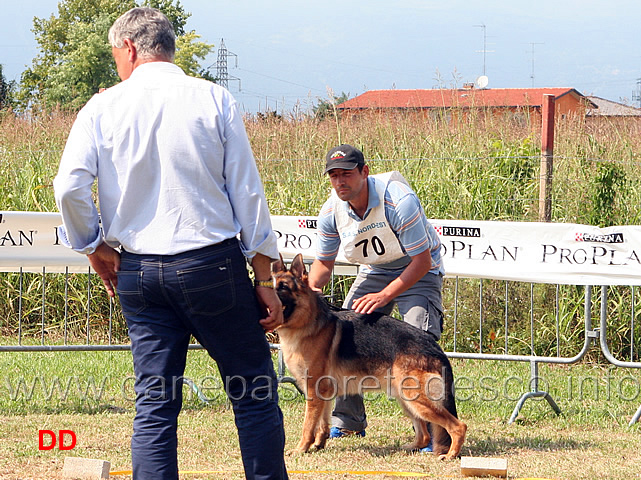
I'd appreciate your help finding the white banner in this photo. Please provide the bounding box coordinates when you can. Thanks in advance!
[3,212,641,285]
[0,212,90,273]
[272,216,641,286]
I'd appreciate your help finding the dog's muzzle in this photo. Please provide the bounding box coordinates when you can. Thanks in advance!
[276,284,297,321]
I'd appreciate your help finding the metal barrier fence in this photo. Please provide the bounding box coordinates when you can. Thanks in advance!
[441,278,641,425]
[598,285,641,425]
[1,267,640,424]
[0,266,298,390]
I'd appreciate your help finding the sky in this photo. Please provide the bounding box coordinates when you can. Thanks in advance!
[2,0,641,114]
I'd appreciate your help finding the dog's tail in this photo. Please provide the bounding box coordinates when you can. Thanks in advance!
[431,358,457,455]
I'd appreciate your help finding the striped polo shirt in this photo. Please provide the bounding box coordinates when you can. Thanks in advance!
[316,173,444,275]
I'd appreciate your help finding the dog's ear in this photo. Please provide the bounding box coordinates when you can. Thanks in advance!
[272,254,286,274]
[290,253,307,280]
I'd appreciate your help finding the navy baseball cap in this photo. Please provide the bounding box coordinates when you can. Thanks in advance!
[324,144,365,174]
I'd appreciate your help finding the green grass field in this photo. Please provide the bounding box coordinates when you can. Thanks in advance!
[2,107,641,478]
[0,350,639,479]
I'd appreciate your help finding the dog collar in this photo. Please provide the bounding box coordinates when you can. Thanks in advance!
[254,279,274,289]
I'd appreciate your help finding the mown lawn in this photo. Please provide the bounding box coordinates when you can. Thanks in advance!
[0,351,639,479]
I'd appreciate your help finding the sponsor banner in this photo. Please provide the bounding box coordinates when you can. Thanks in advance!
[272,216,641,286]
[3,212,641,285]
[0,212,90,273]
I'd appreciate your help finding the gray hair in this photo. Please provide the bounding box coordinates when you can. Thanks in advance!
[108,7,175,61]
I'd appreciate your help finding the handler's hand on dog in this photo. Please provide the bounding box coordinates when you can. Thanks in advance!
[256,287,284,331]
[351,291,391,314]
[88,242,121,298]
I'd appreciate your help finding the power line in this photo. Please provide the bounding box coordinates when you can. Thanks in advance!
[236,67,324,93]
[209,39,324,97]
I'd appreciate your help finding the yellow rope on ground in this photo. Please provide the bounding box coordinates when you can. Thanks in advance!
[289,472,432,477]
[109,469,558,479]
[109,470,432,477]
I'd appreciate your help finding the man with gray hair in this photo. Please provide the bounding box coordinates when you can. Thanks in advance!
[54,7,289,479]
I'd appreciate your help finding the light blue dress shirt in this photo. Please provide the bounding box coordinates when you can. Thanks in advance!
[54,62,278,260]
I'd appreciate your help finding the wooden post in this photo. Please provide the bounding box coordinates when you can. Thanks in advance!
[539,94,555,222]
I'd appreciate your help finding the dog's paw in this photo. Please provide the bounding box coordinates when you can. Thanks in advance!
[286,444,310,455]
[438,453,457,461]
[287,441,323,456]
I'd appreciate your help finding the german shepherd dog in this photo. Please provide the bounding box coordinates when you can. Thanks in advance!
[272,254,467,460]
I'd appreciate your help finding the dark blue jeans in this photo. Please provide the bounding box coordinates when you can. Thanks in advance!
[117,239,288,480]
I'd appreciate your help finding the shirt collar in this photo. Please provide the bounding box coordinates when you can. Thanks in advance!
[129,61,185,79]
[343,176,379,221]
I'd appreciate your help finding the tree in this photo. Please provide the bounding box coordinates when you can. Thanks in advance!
[313,91,349,120]
[0,64,16,110]
[18,0,214,110]
[175,31,215,80]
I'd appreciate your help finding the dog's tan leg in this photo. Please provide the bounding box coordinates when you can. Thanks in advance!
[404,399,467,460]
[312,397,332,450]
[291,396,327,453]
[291,373,335,454]
[396,398,431,450]
[391,368,467,460]
[436,415,467,461]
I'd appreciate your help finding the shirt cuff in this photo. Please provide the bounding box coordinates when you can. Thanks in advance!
[57,225,103,255]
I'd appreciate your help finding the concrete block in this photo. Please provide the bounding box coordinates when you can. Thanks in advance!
[62,457,111,480]
[460,456,508,478]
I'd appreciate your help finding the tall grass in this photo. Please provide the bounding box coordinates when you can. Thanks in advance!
[4,108,641,223]
[0,111,72,212]
[249,111,641,225]
[2,108,641,357]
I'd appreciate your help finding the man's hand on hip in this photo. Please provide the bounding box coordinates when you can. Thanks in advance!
[88,243,121,297]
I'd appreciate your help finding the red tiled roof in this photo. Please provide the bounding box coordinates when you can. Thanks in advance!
[337,88,588,110]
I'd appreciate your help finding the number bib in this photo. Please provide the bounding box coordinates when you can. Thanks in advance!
[334,171,407,265]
